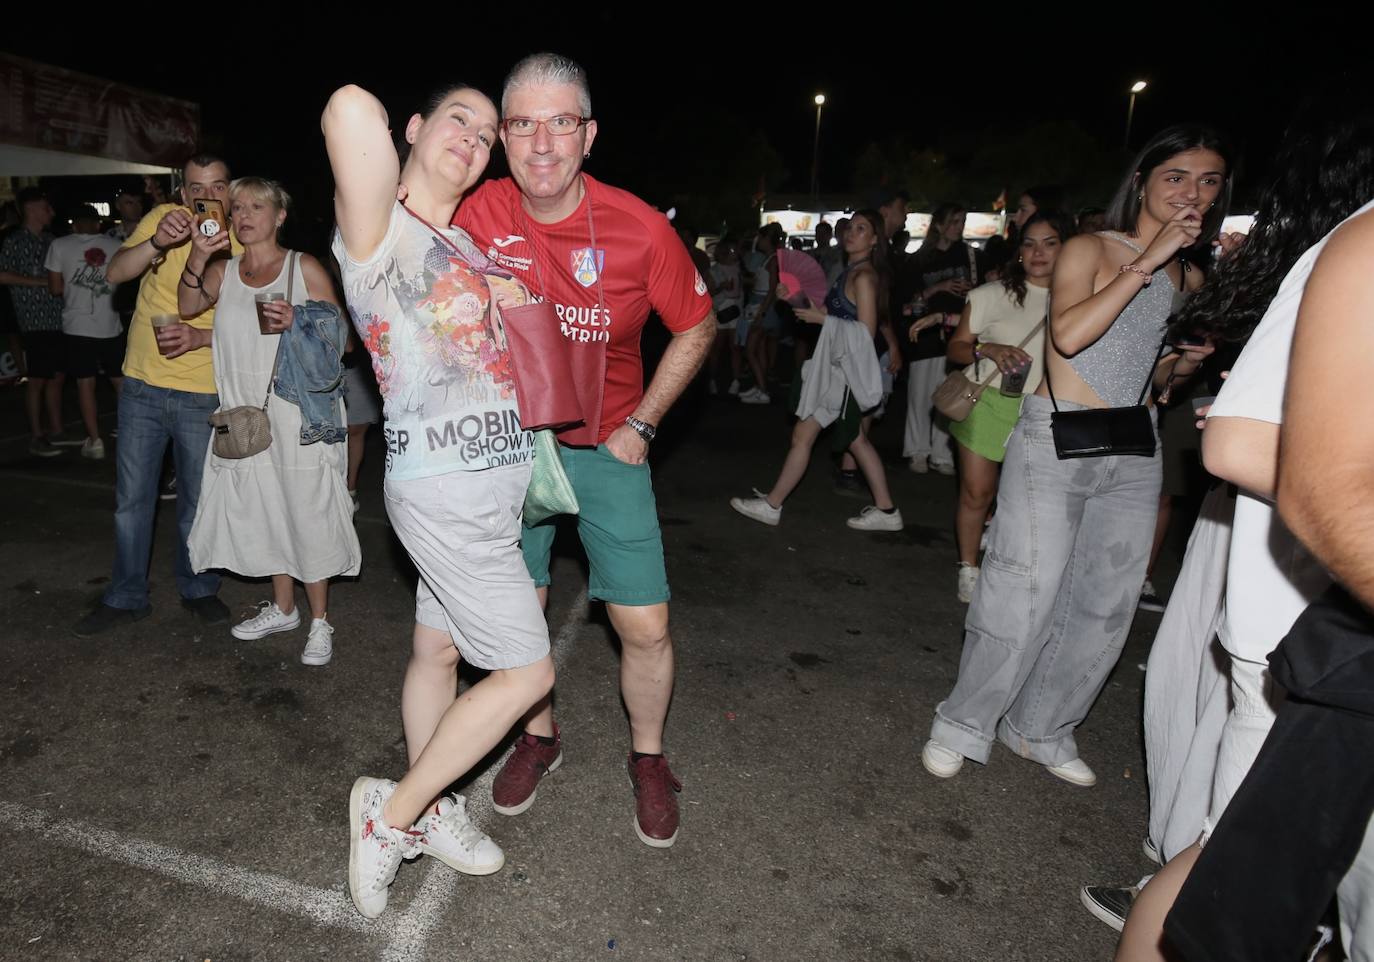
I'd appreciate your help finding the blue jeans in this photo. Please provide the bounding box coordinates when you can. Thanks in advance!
[931,394,1162,766]
[103,377,221,610]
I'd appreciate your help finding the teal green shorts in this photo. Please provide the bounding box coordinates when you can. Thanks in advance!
[949,389,1024,463]
[520,444,670,606]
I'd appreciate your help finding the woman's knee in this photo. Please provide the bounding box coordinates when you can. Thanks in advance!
[410,626,460,669]
[498,656,556,701]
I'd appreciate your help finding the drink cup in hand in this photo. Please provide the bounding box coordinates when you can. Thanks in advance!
[1000,359,1029,397]
[151,313,181,356]
[255,293,286,334]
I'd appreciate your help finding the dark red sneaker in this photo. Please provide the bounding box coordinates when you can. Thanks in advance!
[627,754,683,848]
[491,726,562,816]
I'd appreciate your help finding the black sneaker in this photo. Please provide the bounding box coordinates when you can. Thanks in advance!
[181,595,231,627]
[159,475,177,500]
[833,471,868,499]
[1138,580,1166,613]
[1079,884,1139,932]
[73,603,152,637]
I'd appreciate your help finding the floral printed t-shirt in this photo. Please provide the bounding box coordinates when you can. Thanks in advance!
[332,202,534,480]
[44,233,124,338]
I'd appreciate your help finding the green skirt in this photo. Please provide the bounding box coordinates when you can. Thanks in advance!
[949,389,1024,463]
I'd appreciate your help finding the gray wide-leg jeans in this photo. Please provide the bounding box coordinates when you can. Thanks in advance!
[931,395,1161,766]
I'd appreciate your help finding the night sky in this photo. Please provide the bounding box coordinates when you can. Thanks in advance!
[8,19,1370,240]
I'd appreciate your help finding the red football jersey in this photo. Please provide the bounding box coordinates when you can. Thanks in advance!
[456,175,712,445]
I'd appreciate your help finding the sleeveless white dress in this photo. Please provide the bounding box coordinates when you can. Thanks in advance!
[189,253,361,582]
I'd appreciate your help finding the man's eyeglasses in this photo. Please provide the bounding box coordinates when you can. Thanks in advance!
[500,115,592,138]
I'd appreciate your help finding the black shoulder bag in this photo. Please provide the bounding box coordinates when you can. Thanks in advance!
[1045,335,1164,459]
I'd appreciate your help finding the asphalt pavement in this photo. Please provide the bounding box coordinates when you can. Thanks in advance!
[0,377,1183,961]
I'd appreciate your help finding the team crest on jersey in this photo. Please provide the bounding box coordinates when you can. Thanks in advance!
[571,248,605,288]
[694,271,707,296]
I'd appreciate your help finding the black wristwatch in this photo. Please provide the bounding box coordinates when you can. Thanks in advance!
[625,416,656,443]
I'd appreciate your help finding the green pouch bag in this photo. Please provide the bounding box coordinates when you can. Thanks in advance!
[522,428,580,524]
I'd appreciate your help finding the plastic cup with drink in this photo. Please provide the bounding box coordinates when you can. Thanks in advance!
[151,314,182,356]
[256,292,287,334]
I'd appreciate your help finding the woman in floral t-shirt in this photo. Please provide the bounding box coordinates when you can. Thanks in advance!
[324,82,554,920]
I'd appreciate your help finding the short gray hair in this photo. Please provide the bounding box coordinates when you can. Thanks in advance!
[502,52,592,118]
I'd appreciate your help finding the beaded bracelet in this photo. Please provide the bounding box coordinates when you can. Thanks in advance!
[1119,263,1152,285]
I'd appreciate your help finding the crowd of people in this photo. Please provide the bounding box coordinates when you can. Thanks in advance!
[5,50,1374,959]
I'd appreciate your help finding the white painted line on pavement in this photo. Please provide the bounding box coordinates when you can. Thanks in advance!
[2,586,590,961]
[0,799,386,939]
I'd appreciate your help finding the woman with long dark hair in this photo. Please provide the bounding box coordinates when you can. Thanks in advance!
[922,125,1230,786]
[902,202,982,474]
[945,211,1075,603]
[730,209,903,530]
[1105,110,1374,958]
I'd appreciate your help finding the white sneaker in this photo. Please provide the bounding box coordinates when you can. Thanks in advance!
[846,506,904,531]
[957,564,980,603]
[707,380,718,396]
[727,379,741,396]
[348,776,422,919]
[731,495,781,526]
[414,794,504,875]
[921,740,964,778]
[231,601,301,640]
[930,460,956,476]
[1047,758,1097,787]
[979,523,990,552]
[81,437,106,460]
[301,619,334,666]
[908,457,929,474]
[741,388,771,405]
[1142,837,1162,865]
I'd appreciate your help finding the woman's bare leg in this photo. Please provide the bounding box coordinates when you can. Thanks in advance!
[1113,844,1200,962]
[385,644,555,829]
[765,418,824,506]
[271,574,295,615]
[847,425,895,511]
[956,443,1001,565]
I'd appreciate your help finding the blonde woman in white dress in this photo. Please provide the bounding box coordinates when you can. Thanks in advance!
[173,177,360,665]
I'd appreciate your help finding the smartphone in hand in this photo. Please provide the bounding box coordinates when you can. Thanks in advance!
[193,198,227,238]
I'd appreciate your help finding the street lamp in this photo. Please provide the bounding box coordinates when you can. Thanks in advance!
[1125,80,1147,150]
[811,93,826,201]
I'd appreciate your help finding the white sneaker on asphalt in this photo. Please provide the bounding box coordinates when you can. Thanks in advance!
[81,437,105,460]
[1142,837,1162,865]
[414,794,504,875]
[1046,758,1097,787]
[727,379,741,396]
[231,601,301,640]
[930,460,956,476]
[730,495,781,526]
[921,740,964,778]
[908,457,929,474]
[348,777,422,919]
[846,506,904,531]
[301,618,334,666]
[740,388,771,405]
[957,564,980,603]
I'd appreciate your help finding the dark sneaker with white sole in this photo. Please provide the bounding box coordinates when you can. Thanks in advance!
[491,726,562,816]
[628,754,682,848]
[1080,882,1145,932]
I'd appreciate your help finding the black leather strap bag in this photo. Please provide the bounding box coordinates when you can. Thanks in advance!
[1045,336,1164,459]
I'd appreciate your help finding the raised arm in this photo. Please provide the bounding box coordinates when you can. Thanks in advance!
[1051,207,1201,357]
[323,84,400,262]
